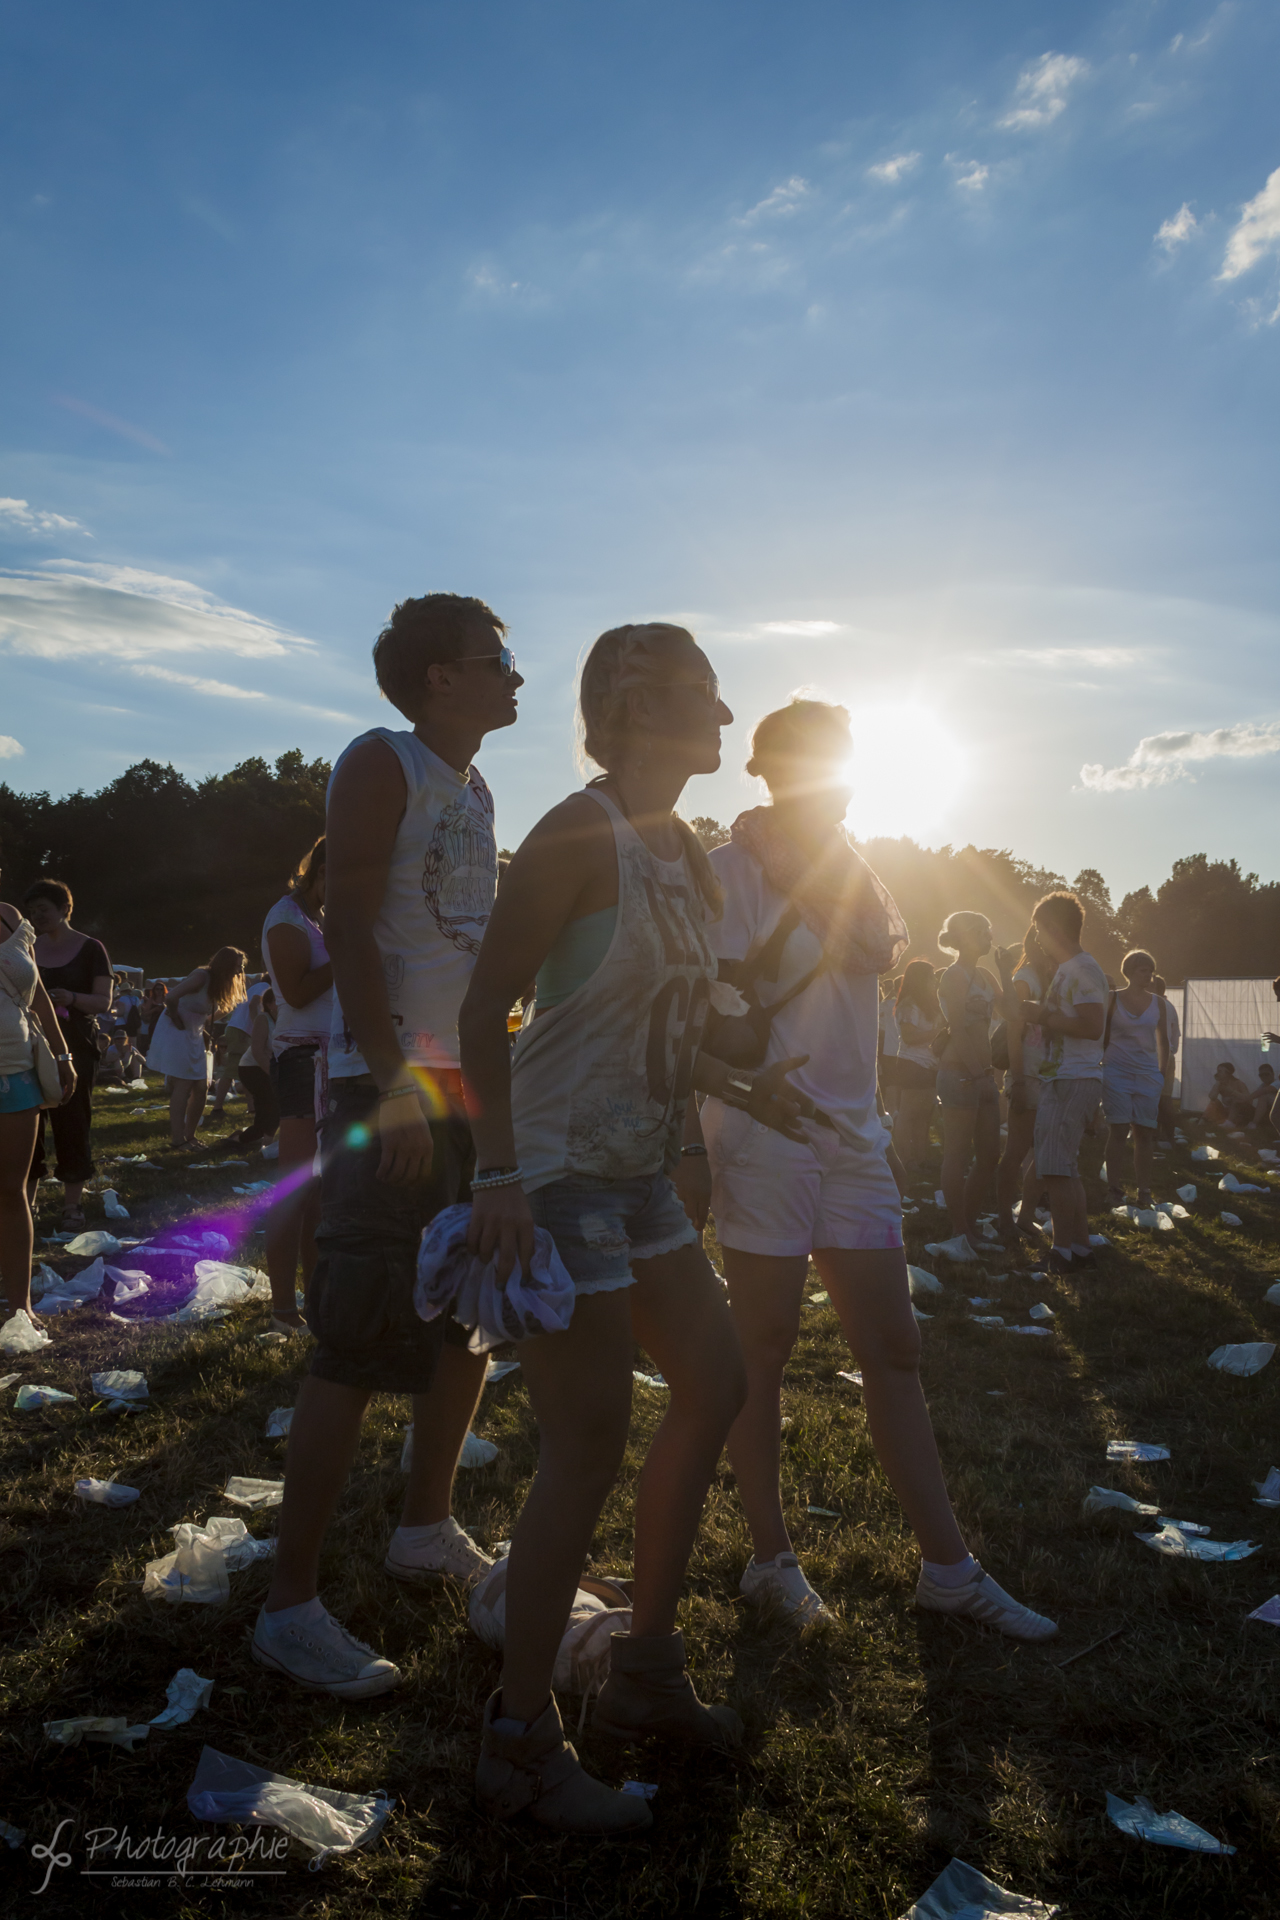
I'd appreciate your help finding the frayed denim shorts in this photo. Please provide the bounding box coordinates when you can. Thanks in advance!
[526,1171,698,1295]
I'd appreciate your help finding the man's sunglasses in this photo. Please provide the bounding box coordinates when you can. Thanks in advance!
[441,645,519,679]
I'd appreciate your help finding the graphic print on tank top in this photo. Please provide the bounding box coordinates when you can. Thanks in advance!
[421,777,498,956]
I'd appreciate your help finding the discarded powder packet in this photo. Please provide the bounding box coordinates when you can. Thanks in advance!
[1107,1440,1169,1463]
[1246,1595,1280,1625]
[187,1745,391,1869]
[151,1669,214,1728]
[1136,1523,1257,1562]
[223,1476,284,1508]
[45,1716,149,1751]
[1082,1487,1158,1518]
[632,1371,668,1389]
[621,1781,658,1801]
[1253,1466,1280,1506]
[1207,1342,1274,1377]
[837,1369,863,1386]
[74,1477,140,1508]
[1105,1792,1235,1855]
[484,1359,521,1383]
[907,1266,943,1296]
[900,1854,1060,1919]
[15,1383,75,1410]
[264,1408,293,1438]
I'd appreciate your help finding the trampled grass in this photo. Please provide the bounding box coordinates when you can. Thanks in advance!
[2,1088,1278,1917]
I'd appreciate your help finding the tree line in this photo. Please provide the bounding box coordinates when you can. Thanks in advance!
[0,756,1274,984]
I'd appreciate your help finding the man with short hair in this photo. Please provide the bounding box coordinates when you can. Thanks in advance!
[254,593,523,1699]
[1151,974,1180,1143]
[1204,1061,1254,1128]
[1022,891,1108,1274]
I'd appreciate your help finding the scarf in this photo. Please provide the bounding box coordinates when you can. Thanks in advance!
[730,807,909,978]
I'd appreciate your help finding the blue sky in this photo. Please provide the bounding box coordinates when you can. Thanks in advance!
[2,0,1278,902]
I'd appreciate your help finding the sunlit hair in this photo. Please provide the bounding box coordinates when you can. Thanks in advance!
[937,910,992,956]
[746,696,852,797]
[577,622,721,914]
[205,946,248,1020]
[373,593,507,719]
[1121,948,1156,981]
[289,835,326,898]
[1017,923,1054,994]
[23,876,73,917]
[1152,974,1167,993]
[895,957,938,1012]
[1033,890,1085,943]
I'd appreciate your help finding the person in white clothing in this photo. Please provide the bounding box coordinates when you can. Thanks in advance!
[460,624,815,1835]
[256,592,521,1702]
[145,948,247,1147]
[996,924,1053,1243]
[1101,949,1169,1210]
[260,837,333,1330]
[879,960,941,1175]
[936,913,1011,1255]
[1021,891,1108,1275]
[701,697,1056,1643]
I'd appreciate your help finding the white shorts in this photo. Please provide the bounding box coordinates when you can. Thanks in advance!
[1102,1075,1162,1130]
[704,1103,903,1258]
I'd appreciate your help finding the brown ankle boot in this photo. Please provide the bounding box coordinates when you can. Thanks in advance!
[475,1690,652,1834]
[592,1631,743,1750]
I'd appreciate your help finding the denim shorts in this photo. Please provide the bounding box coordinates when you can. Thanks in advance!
[272,1043,319,1121]
[308,1074,474,1393]
[937,1068,1000,1111]
[0,1069,43,1115]
[526,1171,698,1295]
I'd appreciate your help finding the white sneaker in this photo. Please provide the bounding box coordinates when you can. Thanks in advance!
[739,1552,832,1625]
[251,1604,401,1697]
[914,1562,1058,1642]
[384,1516,494,1589]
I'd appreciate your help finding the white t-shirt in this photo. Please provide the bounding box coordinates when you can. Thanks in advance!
[896,1000,940,1071]
[1037,951,1108,1081]
[262,895,334,1057]
[327,728,497,1077]
[1012,964,1047,1077]
[706,841,889,1151]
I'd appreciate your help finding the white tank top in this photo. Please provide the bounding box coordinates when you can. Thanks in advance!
[262,895,334,1056]
[1106,992,1161,1078]
[327,728,497,1077]
[511,789,716,1192]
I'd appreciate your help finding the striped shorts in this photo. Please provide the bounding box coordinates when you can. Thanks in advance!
[1033,1077,1101,1178]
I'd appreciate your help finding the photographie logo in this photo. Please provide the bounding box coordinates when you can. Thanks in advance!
[30,1818,289,1892]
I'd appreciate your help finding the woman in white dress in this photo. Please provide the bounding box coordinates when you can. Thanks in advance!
[1101,948,1169,1209]
[146,946,247,1146]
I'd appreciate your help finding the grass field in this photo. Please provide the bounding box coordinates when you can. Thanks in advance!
[1,1082,1278,1918]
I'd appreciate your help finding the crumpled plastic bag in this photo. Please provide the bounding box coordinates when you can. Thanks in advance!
[972,1315,1004,1328]
[187,1745,391,1868]
[1105,1792,1235,1854]
[1247,1595,1280,1624]
[1004,1325,1052,1336]
[924,1236,980,1263]
[1191,1145,1221,1162]
[91,1368,148,1411]
[75,1477,140,1507]
[1253,1466,1280,1506]
[45,1716,149,1750]
[1107,1440,1169,1462]
[1265,1282,1280,1306]
[1207,1342,1274,1377]
[1111,1205,1174,1231]
[415,1203,575,1349]
[1029,1303,1055,1321]
[1220,1172,1266,1193]
[470,1553,632,1695]
[400,1423,496,1472]
[1083,1487,1159,1518]
[485,1358,520,1383]
[102,1190,130,1220]
[64,1230,124,1258]
[633,1369,668,1388]
[223,1475,284,1507]
[900,1854,1060,1918]
[1220,1212,1243,1228]
[0,1309,51,1354]
[1176,1183,1197,1203]
[15,1383,75,1409]
[265,1407,293,1438]
[1137,1523,1258,1562]
[838,1368,863,1386]
[907,1266,943,1296]
[143,1516,274,1602]
[151,1668,214,1727]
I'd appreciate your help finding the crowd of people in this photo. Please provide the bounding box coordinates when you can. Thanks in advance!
[1,591,1278,1839]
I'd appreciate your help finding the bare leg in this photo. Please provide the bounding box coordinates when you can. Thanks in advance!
[209,1069,235,1115]
[265,1374,371,1610]
[965,1099,1000,1232]
[0,1110,41,1320]
[1133,1124,1156,1206]
[264,1114,319,1321]
[167,1077,188,1145]
[818,1246,966,1563]
[499,1290,634,1724]
[1104,1123,1130,1199]
[722,1249,809,1562]
[401,1342,489,1525]
[1045,1173,1089,1252]
[997,1107,1035,1232]
[940,1104,977,1241]
[184,1078,207,1142]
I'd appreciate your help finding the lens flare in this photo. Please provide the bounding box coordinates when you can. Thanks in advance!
[842,703,967,843]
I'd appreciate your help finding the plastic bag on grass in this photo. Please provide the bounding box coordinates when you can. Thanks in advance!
[470,1554,632,1695]
[400,1423,495,1471]
[91,1368,148,1411]
[1105,1792,1234,1854]
[1136,1523,1257,1562]
[1219,1172,1266,1193]
[151,1669,214,1728]
[924,1236,980,1263]
[907,1266,943,1296]
[45,1716,149,1751]
[75,1478,140,1507]
[187,1745,390,1869]
[415,1203,575,1348]
[1253,1466,1280,1506]
[1265,1282,1280,1307]
[1028,1303,1055,1321]
[64,1230,123,1258]
[1220,1212,1243,1228]
[1083,1487,1158,1518]
[265,1408,293,1438]
[1190,1144,1221,1162]
[0,1309,50,1354]
[901,1855,1060,1918]
[1176,1184,1197,1203]
[1107,1440,1169,1463]
[1207,1343,1274,1376]
[1247,1595,1280,1624]
[223,1476,284,1507]
[102,1190,129,1220]
[15,1383,74,1409]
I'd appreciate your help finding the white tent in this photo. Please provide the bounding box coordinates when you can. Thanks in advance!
[1179,978,1276,1112]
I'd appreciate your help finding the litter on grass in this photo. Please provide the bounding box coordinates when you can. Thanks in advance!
[907,1266,943,1296]
[223,1476,284,1508]
[972,1316,1005,1328]
[101,1190,129,1219]
[1108,1440,1169,1463]
[45,1717,149,1751]
[837,1369,863,1386]
[1220,1212,1243,1228]
[63,1230,124,1258]
[74,1478,140,1507]
[187,1746,391,1869]
[484,1359,520,1383]
[1029,1303,1055,1321]
[14,1383,74,1409]
[143,1516,275,1603]
[1265,1282,1280,1306]
[924,1236,979,1263]
[633,1370,668,1389]
[807,1506,840,1517]
[621,1780,658,1801]
[1137,1523,1258,1561]
[900,1854,1060,1919]
[151,1669,214,1728]
[1088,1234,1109,1248]
[912,1306,933,1322]
[1207,1342,1274,1376]
[265,1408,293,1438]
[399,1423,496,1472]
[807,1289,830,1305]
[471,1555,632,1694]
[90,1368,148,1411]
[1191,1144,1221,1162]
[1176,1184,1197,1203]
[1246,1595,1280,1624]
[1111,1205,1175,1231]
[0,1372,19,1390]
[0,1309,51,1354]
[1253,1466,1280,1506]
[1105,1792,1235,1854]
[1005,1325,1053,1337]
[0,1820,24,1846]
[1083,1488,1158,1518]
[933,1190,946,1208]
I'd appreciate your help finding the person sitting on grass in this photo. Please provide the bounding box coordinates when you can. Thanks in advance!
[1245,1063,1276,1131]
[1203,1062,1255,1130]
[1019,891,1107,1277]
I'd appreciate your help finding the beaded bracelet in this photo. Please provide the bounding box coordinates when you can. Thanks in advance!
[378,1084,419,1102]
[472,1166,524,1190]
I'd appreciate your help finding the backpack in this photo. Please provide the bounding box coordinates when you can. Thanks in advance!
[702,905,828,1069]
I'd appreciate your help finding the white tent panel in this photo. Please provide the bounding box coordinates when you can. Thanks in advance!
[1180,978,1275,1112]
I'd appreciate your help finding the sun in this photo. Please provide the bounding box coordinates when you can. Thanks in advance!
[841,702,968,844]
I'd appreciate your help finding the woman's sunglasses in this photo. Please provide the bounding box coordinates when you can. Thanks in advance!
[442,645,519,679]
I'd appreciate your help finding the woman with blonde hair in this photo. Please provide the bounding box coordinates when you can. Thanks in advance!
[700,697,1056,1642]
[146,945,248,1147]
[459,622,808,1835]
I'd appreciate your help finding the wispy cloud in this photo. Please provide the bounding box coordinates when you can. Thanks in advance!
[130,663,267,699]
[949,158,990,193]
[52,393,169,455]
[1080,722,1280,792]
[0,563,309,663]
[0,497,89,537]
[1005,646,1140,668]
[998,52,1088,132]
[867,152,920,184]
[0,735,24,760]
[737,177,810,224]
[759,619,842,636]
[1219,167,1280,281]
[1156,203,1197,251]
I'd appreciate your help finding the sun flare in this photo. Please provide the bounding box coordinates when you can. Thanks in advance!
[841,702,967,844]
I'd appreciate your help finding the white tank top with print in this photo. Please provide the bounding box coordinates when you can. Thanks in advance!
[511,789,716,1193]
[327,728,497,1077]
